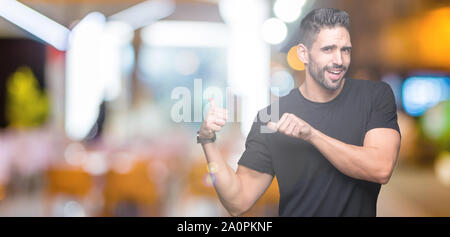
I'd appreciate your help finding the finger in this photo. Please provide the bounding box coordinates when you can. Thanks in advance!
[267,121,278,131]
[278,115,293,132]
[208,122,222,131]
[292,124,301,137]
[214,110,228,120]
[277,113,290,129]
[285,120,297,135]
[215,114,228,122]
[212,118,226,126]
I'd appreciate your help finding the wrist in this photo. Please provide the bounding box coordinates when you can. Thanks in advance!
[197,131,216,144]
[199,122,214,139]
[305,127,319,143]
[198,130,215,139]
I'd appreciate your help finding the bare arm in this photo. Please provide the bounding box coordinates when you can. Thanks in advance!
[199,99,273,216]
[268,113,400,184]
[308,127,400,184]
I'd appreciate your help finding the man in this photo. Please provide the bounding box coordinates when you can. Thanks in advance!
[197,8,401,217]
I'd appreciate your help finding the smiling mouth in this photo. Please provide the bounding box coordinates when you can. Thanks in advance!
[326,69,344,80]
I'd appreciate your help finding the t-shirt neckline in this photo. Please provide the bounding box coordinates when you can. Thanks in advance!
[296,77,351,106]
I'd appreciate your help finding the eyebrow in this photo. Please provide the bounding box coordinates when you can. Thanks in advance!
[342,46,352,51]
[320,45,352,50]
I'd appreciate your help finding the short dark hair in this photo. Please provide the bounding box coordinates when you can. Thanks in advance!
[299,8,350,49]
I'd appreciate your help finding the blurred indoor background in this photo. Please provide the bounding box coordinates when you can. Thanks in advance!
[0,0,449,217]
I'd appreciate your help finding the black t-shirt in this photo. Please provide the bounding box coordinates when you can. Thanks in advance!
[238,78,400,217]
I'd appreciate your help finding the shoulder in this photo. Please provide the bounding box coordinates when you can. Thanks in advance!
[349,78,392,97]
[350,78,389,90]
[350,79,389,90]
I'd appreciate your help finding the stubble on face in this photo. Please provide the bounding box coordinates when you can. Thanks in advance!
[307,54,346,91]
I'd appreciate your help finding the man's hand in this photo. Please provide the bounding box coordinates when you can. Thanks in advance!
[267,113,314,141]
[199,98,228,139]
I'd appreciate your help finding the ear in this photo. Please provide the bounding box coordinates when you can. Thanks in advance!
[297,43,309,65]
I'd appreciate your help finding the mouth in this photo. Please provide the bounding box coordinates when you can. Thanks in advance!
[325,68,344,81]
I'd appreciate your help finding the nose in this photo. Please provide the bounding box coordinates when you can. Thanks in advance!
[332,51,343,66]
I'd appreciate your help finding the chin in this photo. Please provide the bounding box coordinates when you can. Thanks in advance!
[323,76,344,91]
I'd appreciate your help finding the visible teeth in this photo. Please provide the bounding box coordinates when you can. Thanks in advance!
[329,70,341,75]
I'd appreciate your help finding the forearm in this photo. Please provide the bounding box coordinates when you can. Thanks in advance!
[308,129,390,184]
[201,142,245,215]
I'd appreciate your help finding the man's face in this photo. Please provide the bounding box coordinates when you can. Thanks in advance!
[306,26,352,91]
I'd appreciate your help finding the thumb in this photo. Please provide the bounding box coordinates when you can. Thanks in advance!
[209,97,216,110]
[267,121,278,131]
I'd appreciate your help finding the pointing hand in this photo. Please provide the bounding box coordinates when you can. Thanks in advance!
[268,113,313,141]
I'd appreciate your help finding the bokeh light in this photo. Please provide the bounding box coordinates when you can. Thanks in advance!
[111,152,133,174]
[64,142,87,166]
[82,152,108,176]
[203,173,216,188]
[270,69,295,97]
[434,151,450,187]
[207,162,219,174]
[273,0,306,23]
[174,50,200,76]
[287,45,305,71]
[261,18,287,45]
[63,200,86,217]
[219,0,266,26]
[416,7,450,69]
[402,76,450,116]
[421,101,450,144]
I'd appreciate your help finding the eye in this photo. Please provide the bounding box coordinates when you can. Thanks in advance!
[343,48,352,54]
[323,47,332,53]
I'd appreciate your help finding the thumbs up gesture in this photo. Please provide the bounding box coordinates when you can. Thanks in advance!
[198,98,229,139]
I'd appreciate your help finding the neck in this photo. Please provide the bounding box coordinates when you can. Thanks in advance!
[299,74,346,103]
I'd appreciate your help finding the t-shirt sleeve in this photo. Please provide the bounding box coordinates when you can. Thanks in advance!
[237,114,275,176]
[365,82,401,136]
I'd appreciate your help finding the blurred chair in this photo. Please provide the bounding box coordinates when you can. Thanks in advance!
[103,161,159,216]
[44,166,93,216]
[174,161,224,216]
